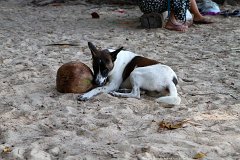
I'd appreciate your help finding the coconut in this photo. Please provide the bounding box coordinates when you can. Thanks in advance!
[56,61,93,93]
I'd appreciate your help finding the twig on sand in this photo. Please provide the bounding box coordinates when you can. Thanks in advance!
[188,92,238,100]
[194,57,210,60]
[229,94,238,100]
[45,43,79,47]
[182,78,194,82]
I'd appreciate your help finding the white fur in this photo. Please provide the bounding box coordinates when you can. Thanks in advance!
[78,50,181,105]
[163,9,193,22]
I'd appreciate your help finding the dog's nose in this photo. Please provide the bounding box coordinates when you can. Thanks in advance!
[95,80,104,87]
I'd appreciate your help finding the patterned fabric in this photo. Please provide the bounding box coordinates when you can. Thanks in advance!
[137,0,190,21]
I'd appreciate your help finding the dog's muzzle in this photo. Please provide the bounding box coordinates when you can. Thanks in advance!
[95,77,107,87]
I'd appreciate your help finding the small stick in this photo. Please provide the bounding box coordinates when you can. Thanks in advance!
[45,43,79,46]
[188,92,238,100]
[182,78,194,82]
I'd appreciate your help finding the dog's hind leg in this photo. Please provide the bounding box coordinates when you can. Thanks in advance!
[110,85,141,99]
[155,82,181,105]
[110,72,141,99]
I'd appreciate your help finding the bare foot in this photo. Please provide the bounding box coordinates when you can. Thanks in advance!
[193,17,213,24]
[165,21,188,32]
[184,20,193,27]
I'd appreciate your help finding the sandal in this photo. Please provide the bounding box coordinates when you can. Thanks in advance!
[231,10,240,17]
[220,9,240,17]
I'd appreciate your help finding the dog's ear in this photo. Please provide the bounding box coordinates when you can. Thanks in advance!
[88,42,98,57]
[111,47,123,62]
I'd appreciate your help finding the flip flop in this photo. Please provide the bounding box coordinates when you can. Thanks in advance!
[220,9,240,17]
[193,18,213,24]
[220,10,230,17]
[231,10,240,17]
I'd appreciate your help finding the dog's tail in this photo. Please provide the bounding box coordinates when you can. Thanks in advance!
[156,81,181,105]
[155,95,181,105]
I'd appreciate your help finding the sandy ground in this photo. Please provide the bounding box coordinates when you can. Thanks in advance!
[0,1,240,160]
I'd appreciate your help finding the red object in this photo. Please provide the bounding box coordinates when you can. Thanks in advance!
[116,9,125,13]
[91,12,100,19]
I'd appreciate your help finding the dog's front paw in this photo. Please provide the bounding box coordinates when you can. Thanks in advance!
[77,94,90,101]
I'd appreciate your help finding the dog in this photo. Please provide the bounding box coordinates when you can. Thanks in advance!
[77,42,181,105]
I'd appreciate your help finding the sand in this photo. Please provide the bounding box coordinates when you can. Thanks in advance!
[0,1,240,160]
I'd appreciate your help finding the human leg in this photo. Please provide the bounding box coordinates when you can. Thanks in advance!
[137,0,189,31]
[164,0,192,31]
[189,0,213,24]
[165,11,188,32]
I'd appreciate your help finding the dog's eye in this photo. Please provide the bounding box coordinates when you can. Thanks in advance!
[102,69,108,76]
[105,59,110,64]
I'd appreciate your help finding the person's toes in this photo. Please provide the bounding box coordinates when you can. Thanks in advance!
[165,23,188,32]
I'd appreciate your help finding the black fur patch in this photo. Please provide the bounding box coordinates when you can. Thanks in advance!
[122,56,159,81]
[172,77,178,86]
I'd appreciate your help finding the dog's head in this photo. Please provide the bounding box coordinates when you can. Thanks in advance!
[88,42,123,86]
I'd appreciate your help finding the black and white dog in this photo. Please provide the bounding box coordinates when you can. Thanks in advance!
[78,42,181,105]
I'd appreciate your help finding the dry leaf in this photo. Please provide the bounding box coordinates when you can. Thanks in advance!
[193,152,206,159]
[2,146,12,153]
[158,119,189,131]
